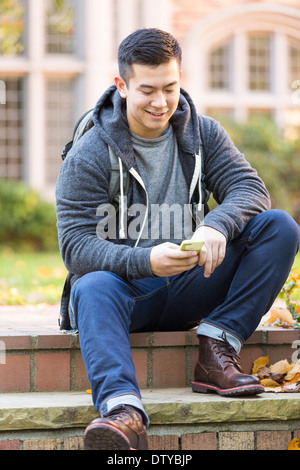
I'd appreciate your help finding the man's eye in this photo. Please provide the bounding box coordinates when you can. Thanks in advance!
[142,91,152,95]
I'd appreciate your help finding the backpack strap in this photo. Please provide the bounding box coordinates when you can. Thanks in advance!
[73,109,94,143]
[61,107,130,205]
[61,109,94,161]
[108,146,130,207]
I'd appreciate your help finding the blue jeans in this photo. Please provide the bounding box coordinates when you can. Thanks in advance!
[71,210,300,425]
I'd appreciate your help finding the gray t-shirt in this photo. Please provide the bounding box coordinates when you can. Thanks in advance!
[131,126,192,247]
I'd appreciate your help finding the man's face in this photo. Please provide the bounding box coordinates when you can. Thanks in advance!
[115,59,181,139]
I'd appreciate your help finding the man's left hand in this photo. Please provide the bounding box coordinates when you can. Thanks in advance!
[192,226,227,278]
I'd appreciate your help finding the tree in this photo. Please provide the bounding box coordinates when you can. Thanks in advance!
[0,0,24,56]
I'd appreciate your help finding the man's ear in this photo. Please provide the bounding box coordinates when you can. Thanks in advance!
[114,75,127,98]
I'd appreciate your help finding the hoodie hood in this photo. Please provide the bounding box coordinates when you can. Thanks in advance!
[92,85,202,170]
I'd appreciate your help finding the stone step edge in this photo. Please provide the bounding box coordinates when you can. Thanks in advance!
[1,388,300,433]
[2,326,299,350]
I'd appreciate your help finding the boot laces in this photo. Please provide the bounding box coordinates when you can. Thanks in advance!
[104,405,143,427]
[213,332,242,370]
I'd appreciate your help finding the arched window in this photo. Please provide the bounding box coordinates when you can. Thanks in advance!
[248,33,271,92]
[183,4,300,130]
[289,39,300,85]
[45,0,76,55]
[209,43,230,91]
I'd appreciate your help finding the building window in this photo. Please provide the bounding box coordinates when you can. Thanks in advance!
[248,34,271,91]
[0,77,24,179]
[0,0,25,56]
[45,78,74,184]
[45,0,75,54]
[289,40,300,87]
[209,43,230,90]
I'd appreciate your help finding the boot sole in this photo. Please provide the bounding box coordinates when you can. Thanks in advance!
[192,381,264,397]
[84,422,132,450]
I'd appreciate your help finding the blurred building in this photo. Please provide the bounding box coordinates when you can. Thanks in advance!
[0,0,300,200]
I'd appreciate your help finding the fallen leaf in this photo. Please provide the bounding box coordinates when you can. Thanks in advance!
[270,359,293,374]
[267,307,295,327]
[260,378,281,388]
[284,360,300,381]
[256,366,271,380]
[287,372,300,384]
[288,438,300,450]
[283,381,300,392]
[252,357,300,393]
[36,266,52,279]
[252,356,269,374]
[263,387,284,393]
[269,372,286,383]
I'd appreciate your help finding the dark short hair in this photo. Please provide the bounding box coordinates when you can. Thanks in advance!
[118,28,182,85]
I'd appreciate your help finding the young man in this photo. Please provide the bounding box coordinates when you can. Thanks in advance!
[56,28,300,450]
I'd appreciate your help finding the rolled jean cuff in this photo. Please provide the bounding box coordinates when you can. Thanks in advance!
[196,321,242,354]
[101,393,150,428]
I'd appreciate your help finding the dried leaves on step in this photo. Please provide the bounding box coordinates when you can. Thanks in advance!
[252,356,300,392]
[288,438,300,450]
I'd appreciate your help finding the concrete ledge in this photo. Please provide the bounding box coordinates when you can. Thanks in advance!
[145,388,300,425]
[0,391,97,432]
[1,388,300,432]
[1,389,300,450]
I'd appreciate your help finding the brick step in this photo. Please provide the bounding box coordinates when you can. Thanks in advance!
[1,388,300,450]
[1,305,299,393]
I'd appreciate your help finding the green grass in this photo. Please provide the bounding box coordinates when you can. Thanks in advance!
[283,251,300,303]
[0,247,299,306]
[0,247,66,305]
[291,252,300,301]
[293,252,300,270]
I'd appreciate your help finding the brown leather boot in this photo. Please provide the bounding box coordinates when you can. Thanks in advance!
[192,333,264,397]
[84,405,148,450]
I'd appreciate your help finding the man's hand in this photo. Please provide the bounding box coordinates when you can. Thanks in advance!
[150,242,199,277]
[192,226,227,278]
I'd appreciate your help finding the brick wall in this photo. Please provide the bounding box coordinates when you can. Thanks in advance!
[1,427,300,450]
[1,327,299,393]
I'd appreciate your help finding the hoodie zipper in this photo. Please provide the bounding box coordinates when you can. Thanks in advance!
[127,151,202,247]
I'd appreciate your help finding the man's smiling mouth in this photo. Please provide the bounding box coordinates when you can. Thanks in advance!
[146,111,166,116]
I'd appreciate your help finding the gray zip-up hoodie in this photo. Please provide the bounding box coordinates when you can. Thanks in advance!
[55,85,270,329]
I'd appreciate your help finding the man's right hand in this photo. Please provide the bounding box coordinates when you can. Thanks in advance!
[150,242,199,277]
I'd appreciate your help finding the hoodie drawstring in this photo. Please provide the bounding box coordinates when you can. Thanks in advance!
[118,157,126,239]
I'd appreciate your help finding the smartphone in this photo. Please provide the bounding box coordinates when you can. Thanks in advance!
[180,239,204,254]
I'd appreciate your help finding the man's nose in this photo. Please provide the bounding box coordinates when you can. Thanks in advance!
[151,92,167,108]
